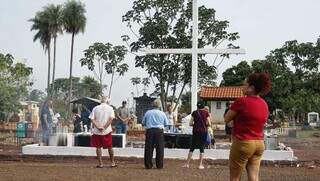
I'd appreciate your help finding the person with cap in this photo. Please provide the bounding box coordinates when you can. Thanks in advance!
[116,101,130,134]
[183,101,211,169]
[142,99,169,169]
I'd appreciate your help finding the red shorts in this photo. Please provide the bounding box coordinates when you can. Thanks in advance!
[91,133,113,149]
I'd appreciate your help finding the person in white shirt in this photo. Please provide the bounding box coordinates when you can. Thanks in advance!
[89,96,116,168]
[165,104,176,132]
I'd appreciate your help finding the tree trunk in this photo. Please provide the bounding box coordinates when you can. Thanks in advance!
[136,84,139,96]
[52,36,57,97]
[173,82,187,112]
[164,82,169,110]
[160,82,165,111]
[68,32,75,118]
[170,81,177,107]
[47,43,51,97]
[108,71,115,98]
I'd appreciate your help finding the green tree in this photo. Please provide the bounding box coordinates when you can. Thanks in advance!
[62,0,86,112]
[123,0,239,110]
[50,76,102,118]
[220,37,320,119]
[79,42,128,97]
[266,39,320,121]
[78,76,102,99]
[179,91,191,114]
[220,61,252,86]
[0,53,33,118]
[28,89,46,102]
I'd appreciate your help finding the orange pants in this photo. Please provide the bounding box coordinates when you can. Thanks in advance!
[229,138,265,172]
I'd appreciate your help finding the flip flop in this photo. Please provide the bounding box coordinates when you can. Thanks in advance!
[96,165,103,168]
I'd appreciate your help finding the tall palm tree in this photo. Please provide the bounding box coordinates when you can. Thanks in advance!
[44,4,63,96]
[62,0,86,113]
[30,11,52,95]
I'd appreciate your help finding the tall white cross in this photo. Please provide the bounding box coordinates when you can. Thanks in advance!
[144,0,245,111]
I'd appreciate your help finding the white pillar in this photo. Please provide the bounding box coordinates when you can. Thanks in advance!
[191,0,198,112]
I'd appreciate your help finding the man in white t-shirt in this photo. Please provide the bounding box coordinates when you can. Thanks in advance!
[89,96,116,168]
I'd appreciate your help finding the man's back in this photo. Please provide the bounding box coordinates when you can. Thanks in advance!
[143,109,169,129]
[90,103,115,135]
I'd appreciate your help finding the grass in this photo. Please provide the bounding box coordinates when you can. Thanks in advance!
[297,128,320,138]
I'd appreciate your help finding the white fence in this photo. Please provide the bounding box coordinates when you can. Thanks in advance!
[268,128,296,136]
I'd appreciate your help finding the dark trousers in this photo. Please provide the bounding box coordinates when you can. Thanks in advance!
[144,128,164,169]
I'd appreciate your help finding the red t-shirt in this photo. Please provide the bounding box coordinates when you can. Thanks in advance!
[230,96,269,140]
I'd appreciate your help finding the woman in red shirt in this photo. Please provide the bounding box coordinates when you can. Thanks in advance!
[225,73,271,181]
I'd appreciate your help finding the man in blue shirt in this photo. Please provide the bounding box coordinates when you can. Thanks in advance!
[142,99,169,169]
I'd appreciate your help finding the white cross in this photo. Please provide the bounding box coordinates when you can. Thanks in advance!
[144,0,245,111]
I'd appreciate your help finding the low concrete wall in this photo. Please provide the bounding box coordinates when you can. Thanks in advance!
[22,144,295,161]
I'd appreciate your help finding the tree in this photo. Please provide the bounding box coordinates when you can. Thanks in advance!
[0,53,33,119]
[28,89,46,102]
[220,61,251,86]
[62,0,86,114]
[50,76,102,118]
[130,77,141,96]
[179,91,191,114]
[78,76,102,99]
[220,37,320,120]
[44,4,63,95]
[30,10,52,95]
[123,0,239,110]
[265,39,320,121]
[79,42,128,97]
[142,77,150,93]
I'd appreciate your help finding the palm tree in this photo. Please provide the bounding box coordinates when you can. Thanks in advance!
[62,0,86,113]
[44,4,63,96]
[30,11,52,95]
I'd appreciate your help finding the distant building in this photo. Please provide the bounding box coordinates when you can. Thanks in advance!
[134,93,156,124]
[200,86,244,124]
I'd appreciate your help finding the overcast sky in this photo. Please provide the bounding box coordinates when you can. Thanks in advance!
[1,0,319,106]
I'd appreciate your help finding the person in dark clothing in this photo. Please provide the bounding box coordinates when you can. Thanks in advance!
[40,100,54,146]
[183,101,211,169]
[224,102,233,142]
[72,108,82,133]
[81,106,91,131]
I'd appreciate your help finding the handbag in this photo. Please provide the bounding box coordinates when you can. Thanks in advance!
[205,132,211,145]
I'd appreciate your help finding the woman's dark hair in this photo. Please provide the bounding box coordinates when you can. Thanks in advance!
[247,73,271,96]
[72,108,78,114]
[197,101,205,109]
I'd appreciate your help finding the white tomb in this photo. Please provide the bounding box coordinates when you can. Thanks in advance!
[308,112,319,127]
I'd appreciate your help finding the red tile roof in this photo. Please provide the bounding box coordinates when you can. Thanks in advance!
[200,86,244,101]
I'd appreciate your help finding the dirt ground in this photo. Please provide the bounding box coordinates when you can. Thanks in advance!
[0,137,319,181]
[0,158,319,181]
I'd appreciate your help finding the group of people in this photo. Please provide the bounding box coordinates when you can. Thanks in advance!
[41,72,271,181]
